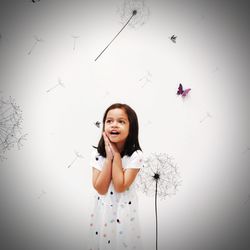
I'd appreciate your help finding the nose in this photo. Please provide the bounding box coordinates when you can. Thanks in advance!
[111,121,118,127]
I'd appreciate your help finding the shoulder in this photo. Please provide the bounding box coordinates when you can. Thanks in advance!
[131,150,143,157]
[123,150,144,169]
[90,148,104,171]
[90,148,100,159]
[128,149,143,159]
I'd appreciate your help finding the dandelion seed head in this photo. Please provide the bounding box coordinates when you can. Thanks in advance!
[118,0,150,29]
[0,96,26,160]
[132,9,137,15]
[137,153,181,199]
[153,173,160,180]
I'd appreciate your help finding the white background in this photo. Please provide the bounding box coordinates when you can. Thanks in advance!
[0,0,249,249]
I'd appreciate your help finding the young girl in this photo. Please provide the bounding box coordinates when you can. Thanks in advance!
[88,103,144,250]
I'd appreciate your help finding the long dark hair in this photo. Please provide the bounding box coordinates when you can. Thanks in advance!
[96,103,142,157]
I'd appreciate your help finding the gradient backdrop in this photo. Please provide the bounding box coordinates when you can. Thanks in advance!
[0,0,249,249]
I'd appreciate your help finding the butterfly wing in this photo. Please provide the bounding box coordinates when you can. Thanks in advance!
[182,88,191,97]
[94,121,101,128]
[177,84,183,95]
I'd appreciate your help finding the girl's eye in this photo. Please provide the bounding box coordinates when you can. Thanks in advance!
[119,120,125,124]
[106,120,112,123]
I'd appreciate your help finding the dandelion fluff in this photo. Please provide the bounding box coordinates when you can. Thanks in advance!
[137,153,181,199]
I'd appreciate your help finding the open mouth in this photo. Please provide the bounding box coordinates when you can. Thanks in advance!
[110,131,120,135]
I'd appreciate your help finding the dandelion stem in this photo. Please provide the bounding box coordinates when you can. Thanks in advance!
[155,179,158,250]
[95,10,137,61]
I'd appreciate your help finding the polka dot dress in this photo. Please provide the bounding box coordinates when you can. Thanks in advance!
[87,149,144,250]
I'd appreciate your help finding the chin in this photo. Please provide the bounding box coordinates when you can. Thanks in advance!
[110,138,119,143]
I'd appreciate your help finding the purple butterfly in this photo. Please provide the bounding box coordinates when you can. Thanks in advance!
[177,83,191,97]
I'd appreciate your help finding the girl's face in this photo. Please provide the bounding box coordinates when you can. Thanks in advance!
[104,108,130,145]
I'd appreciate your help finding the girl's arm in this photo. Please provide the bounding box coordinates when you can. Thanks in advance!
[92,158,112,195]
[112,152,140,193]
[92,132,114,195]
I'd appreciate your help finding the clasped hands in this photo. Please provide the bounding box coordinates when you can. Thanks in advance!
[102,132,119,160]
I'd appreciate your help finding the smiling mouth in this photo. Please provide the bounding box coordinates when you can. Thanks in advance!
[110,131,120,136]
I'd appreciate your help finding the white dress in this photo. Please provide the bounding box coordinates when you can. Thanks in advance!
[87,149,144,250]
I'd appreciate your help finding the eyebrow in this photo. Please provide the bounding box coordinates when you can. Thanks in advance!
[106,116,128,121]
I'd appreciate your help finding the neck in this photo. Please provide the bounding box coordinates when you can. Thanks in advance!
[115,142,125,154]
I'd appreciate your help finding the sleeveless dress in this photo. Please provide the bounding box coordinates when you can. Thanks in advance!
[87,149,144,250]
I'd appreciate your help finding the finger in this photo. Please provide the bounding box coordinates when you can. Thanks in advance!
[103,132,108,140]
[103,132,108,143]
[102,132,106,139]
[103,132,110,142]
[108,144,114,154]
[104,137,111,147]
[107,139,112,148]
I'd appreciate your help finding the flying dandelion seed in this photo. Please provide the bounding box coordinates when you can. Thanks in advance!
[72,35,80,51]
[0,33,7,47]
[137,153,181,250]
[27,36,43,55]
[31,0,40,3]
[67,150,84,168]
[139,70,152,88]
[142,120,152,129]
[243,194,250,206]
[95,0,150,61]
[243,147,250,153]
[103,91,110,98]
[46,78,65,93]
[200,112,212,123]
[213,66,219,73]
[0,96,26,160]
[37,190,46,199]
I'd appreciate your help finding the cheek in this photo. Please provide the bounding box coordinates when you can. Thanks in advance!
[125,128,129,136]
